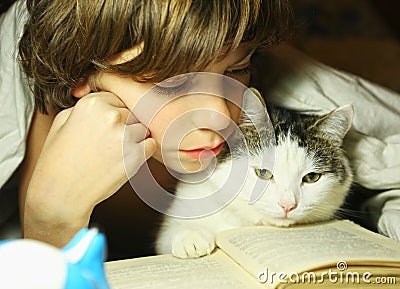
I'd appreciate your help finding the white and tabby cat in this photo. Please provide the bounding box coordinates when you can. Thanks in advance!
[156,91,353,258]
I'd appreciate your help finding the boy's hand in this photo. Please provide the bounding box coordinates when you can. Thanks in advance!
[24,92,156,246]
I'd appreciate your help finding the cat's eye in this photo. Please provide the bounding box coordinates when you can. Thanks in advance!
[254,168,273,180]
[302,172,321,183]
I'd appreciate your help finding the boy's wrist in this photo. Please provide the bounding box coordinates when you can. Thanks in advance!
[23,195,93,248]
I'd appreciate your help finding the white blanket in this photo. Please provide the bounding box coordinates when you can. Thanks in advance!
[0,1,33,189]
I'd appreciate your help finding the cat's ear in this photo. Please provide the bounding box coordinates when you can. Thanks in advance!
[240,87,270,127]
[312,105,353,143]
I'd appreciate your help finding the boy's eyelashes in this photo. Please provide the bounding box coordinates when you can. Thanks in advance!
[152,74,192,96]
[224,65,251,76]
[153,80,190,97]
[152,66,251,96]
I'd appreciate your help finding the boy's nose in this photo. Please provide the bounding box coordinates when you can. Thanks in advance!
[191,94,232,131]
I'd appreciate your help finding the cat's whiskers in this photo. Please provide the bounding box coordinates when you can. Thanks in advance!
[334,207,367,220]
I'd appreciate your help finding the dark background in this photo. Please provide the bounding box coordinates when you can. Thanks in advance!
[0,0,16,15]
[290,0,400,92]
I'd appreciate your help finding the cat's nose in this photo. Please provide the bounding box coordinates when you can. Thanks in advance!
[278,200,297,214]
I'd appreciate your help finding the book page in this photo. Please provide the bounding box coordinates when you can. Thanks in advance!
[216,220,400,281]
[105,249,264,289]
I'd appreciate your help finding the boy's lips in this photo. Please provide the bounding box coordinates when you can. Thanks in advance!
[179,142,224,160]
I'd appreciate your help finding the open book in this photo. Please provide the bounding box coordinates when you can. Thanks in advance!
[105,220,400,288]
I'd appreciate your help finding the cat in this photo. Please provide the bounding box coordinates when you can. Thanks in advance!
[155,89,354,259]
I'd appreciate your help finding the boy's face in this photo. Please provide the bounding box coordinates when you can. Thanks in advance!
[94,43,254,173]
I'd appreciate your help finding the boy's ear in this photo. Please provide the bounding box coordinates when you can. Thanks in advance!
[71,83,91,98]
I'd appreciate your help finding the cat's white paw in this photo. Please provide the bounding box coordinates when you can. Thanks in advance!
[171,228,215,259]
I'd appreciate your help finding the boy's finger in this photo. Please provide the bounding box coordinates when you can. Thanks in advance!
[126,111,139,125]
[51,107,74,131]
[124,123,150,143]
[76,91,136,125]
[123,138,156,179]
[144,138,157,160]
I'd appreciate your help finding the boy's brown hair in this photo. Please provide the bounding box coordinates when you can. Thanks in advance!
[19,0,293,114]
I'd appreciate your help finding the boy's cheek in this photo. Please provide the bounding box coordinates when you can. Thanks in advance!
[91,72,153,110]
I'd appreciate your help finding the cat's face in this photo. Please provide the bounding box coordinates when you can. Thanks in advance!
[235,134,352,227]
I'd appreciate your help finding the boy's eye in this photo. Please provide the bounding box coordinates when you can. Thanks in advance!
[153,75,191,96]
[254,168,273,180]
[224,66,251,76]
[302,172,321,183]
[153,81,189,96]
